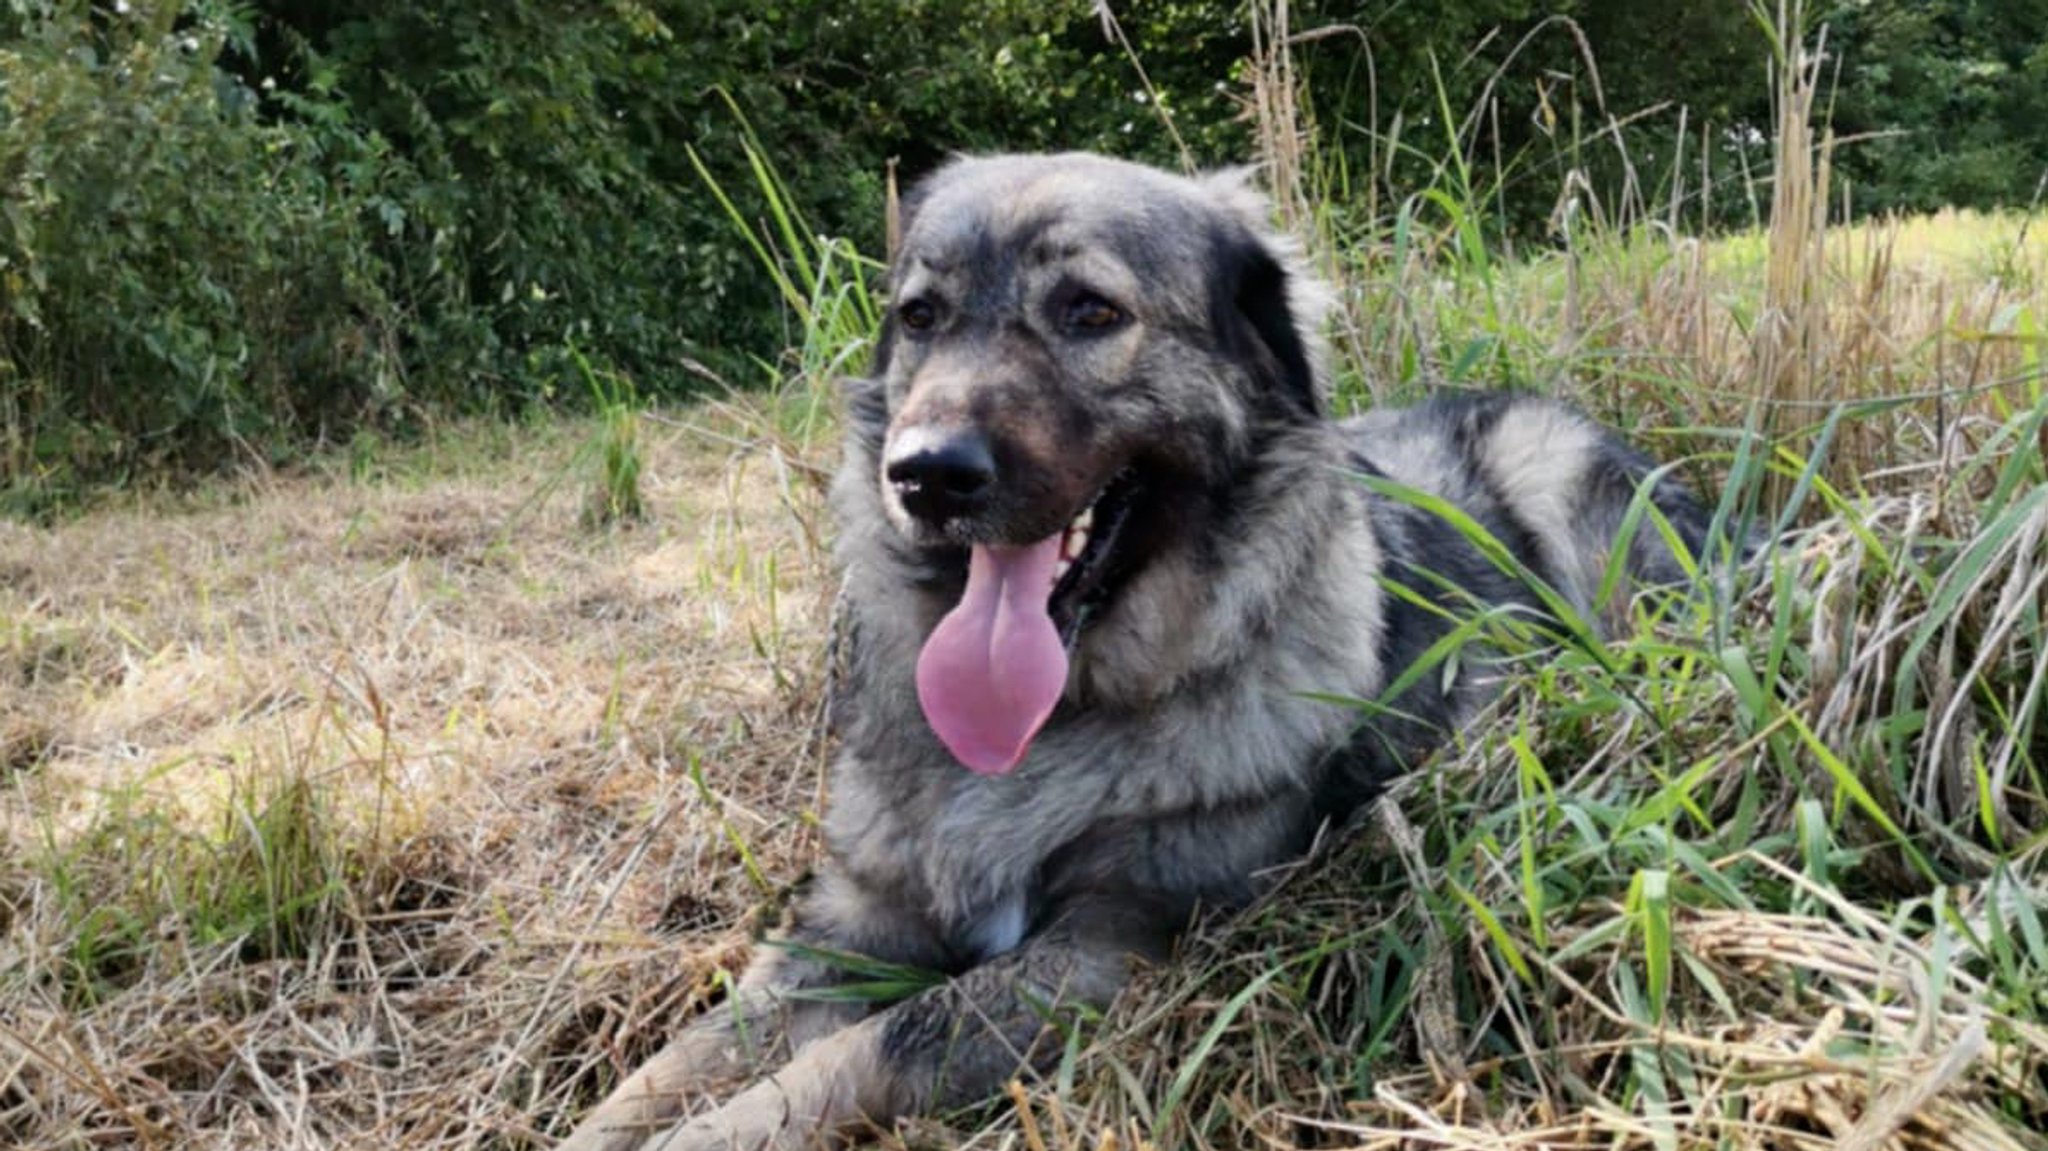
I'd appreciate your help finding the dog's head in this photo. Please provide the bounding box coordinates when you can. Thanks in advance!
[846,153,1329,773]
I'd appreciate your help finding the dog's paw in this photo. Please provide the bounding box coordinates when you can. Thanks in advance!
[631,1073,849,1151]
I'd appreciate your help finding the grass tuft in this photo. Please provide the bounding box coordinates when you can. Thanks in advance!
[573,346,646,529]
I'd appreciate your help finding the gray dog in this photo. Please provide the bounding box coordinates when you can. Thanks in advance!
[559,153,1718,1150]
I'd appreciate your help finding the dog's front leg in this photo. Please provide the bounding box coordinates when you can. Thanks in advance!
[634,898,1177,1151]
[558,874,947,1151]
[554,984,810,1151]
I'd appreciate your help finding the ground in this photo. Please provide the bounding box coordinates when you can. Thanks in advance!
[2,410,837,1148]
[4,210,2048,1149]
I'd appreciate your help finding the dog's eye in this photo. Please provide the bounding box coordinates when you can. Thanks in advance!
[1062,293,1126,333]
[898,299,939,334]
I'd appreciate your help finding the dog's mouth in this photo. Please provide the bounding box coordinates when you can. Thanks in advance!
[1048,468,1141,639]
[914,469,1145,777]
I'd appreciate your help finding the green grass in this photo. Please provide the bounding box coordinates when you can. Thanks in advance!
[24,761,349,1009]
[572,345,646,529]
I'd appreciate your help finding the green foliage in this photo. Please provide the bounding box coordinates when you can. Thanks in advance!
[0,0,1264,502]
[1822,0,2048,215]
[1289,0,1776,239]
[1290,0,2048,236]
[6,0,2048,506]
[1,0,408,510]
[241,2,694,399]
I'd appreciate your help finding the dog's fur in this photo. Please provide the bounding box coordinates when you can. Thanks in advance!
[559,153,1718,1150]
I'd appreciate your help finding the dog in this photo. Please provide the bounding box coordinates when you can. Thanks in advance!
[558,152,1721,1150]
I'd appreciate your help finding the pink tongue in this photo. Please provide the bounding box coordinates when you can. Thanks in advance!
[916,536,1068,774]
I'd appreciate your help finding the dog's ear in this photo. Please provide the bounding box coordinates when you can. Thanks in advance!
[1198,169,1330,418]
[841,373,890,453]
[1225,231,1321,417]
[867,158,950,386]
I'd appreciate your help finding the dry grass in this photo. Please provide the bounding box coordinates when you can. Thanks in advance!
[1752,0,1833,509]
[2,410,839,1148]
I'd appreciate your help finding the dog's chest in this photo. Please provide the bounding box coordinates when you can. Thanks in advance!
[847,697,1347,946]
[823,741,1051,944]
[827,528,1389,958]
[959,892,1029,960]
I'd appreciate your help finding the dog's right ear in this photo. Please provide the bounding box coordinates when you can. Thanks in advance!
[885,158,902,265]
[841,373,889,453]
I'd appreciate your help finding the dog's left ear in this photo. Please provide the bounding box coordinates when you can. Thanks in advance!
[1221,231,1321,418]
[1199,169,1330,418]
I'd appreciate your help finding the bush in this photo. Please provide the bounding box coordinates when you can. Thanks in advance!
[238,2,699,404]
[0,0,409,507]
[1,0,1263,502]
[237,0,1257,392]
[7,0,2044,505]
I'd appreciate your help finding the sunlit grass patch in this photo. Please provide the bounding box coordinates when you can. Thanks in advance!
[0,405,841,1145]
[24,763,350,1007]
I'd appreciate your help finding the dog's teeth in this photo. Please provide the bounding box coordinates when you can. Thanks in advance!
[1062,526,1090,561]
[1055,502,1098,574]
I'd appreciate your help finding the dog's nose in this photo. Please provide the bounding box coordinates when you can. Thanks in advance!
[886,430,996,522]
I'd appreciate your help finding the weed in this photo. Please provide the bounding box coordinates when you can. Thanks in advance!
[573,346,645,529]
[23,762,345,1008]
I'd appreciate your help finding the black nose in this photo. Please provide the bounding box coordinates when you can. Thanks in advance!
[886,430,997,523]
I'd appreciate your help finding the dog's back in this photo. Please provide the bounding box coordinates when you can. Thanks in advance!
[1295,391,1720,816]
[1346,392,1714,614]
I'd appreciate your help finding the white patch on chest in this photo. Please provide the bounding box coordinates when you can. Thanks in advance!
[962,894,1028,961]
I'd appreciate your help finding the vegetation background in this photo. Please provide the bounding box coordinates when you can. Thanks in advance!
[5,0,2048,508]
[4,2,2048,1150]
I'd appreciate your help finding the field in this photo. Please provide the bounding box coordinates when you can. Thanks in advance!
[7,186,2048,1151]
